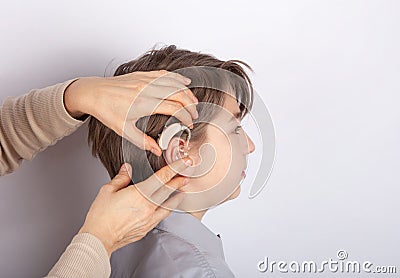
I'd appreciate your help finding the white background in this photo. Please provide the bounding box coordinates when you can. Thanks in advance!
[0,0,399,277]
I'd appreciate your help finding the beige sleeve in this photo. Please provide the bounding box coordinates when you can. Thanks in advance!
[0,79,86,176]
[46,233,111,278]
[0,80,111,277]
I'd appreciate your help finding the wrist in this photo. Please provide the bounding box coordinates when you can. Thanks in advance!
[79,225,113,258]
[64,78,93,120]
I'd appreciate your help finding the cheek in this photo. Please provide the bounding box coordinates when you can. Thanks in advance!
[229,186,241,200]
[210,134,232,179]
[206,131,247,183]
[184,128,245,192]
[179,131,245,208]
[190,132,232,189]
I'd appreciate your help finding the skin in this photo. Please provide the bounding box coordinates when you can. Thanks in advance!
[61,70,198,257]
[163,94,255,219]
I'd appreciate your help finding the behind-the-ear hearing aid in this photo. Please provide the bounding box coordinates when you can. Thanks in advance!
[157,123,191,156]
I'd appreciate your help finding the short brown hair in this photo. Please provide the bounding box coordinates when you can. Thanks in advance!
[88,45,253,183]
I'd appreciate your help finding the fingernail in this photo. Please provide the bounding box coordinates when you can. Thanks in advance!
[151,147,162,157]
[184,77,191,84]
[183,178,189,185]
[121,163,131,173]
[184,158,193,166]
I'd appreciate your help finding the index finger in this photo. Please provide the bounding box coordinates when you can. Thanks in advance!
[163,71,192,86]
[146,70,192,85]
[163,89,199,119]
[136,158,193,196]
[148,75,198,104]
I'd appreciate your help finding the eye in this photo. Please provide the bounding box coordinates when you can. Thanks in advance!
[234,125,243,134]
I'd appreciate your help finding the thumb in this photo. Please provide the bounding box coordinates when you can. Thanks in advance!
[108,163,132,192]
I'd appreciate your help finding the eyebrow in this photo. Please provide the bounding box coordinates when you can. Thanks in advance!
[229,111,242,122]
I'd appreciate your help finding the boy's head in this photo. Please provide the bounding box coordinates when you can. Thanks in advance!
[88,45,255,211]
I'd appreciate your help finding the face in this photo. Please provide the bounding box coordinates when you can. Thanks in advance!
[178,94,255,211]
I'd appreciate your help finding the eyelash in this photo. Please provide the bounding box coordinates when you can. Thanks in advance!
[234,125,242,134]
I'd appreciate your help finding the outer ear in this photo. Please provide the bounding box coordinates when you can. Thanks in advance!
[164,137,187,164]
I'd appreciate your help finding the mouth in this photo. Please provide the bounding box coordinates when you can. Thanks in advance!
[241,170,246,178]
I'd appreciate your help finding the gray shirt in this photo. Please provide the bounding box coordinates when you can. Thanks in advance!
[110,211,235,278]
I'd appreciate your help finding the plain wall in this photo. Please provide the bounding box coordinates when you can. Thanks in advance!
[0,0,399,277]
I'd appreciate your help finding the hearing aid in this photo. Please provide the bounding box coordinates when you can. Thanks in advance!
[157,122,191,155]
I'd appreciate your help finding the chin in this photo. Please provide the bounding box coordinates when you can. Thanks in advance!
[227,186,241,200]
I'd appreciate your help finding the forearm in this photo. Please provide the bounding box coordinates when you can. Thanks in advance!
[0,79,87,175]
[45,233,111,278]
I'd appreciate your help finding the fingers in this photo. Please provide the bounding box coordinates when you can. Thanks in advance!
[142,82,198,121]
[150,177,187,205]
[144,70,192,86]
[161,89,199,119]
[120,70,192,86]
[151,158,192,185]
[145,137,162,157]
[148,193,185,227]
[123,122,162,156]
[137,158,192,196]
[107,163,132,192]
[165,72,192,86]
[153,100,194,128]
[112,191,184,250]
[148,77,197,103]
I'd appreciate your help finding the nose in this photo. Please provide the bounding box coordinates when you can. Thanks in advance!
[245,132,255,154]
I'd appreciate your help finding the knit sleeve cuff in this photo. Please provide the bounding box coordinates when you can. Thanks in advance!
[55,78,90,127]
[71,233,111,272]
[46,233,111,278]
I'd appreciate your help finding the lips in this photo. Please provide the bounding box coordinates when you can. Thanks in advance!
[241,170,246,178]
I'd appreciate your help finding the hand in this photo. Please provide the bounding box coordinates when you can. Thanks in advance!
[64,70,198,156]
[78,157,192,258]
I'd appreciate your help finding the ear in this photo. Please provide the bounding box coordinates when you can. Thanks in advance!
[164,137,188,164]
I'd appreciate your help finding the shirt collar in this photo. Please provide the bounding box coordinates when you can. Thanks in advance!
[156,211,225,259]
